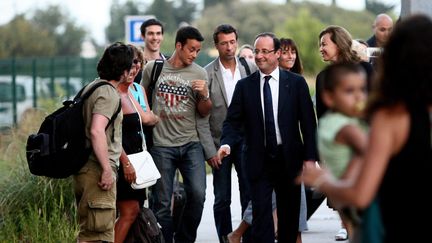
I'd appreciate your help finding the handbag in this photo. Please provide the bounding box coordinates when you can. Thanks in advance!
[124,207,165,243]
[127,95,161,190]
[129,150,160,189]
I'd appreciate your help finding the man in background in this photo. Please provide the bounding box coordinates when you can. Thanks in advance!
[134,18,166,84]
[198,24,255,243]
[367,13,393,66]
[367,13,393,48]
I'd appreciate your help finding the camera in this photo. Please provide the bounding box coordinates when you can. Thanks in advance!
[367,47,383,58]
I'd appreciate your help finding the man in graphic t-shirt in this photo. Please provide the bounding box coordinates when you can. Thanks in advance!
[141,26,211,243]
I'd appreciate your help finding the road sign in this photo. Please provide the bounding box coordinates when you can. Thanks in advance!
[125,15,155,45]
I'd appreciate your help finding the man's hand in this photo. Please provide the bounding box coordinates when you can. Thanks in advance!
[98,168,114,191]
[207,155,222,169]
[191,79,209,98]
[297,162,328,188]
[217,146,230,161]
[303,160,317,168]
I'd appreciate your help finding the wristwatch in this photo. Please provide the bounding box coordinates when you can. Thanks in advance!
[201,92,210,101]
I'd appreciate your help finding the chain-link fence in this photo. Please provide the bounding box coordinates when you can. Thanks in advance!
[0,57,98,128]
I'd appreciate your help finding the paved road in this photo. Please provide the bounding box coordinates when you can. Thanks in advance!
[196,170,345,243]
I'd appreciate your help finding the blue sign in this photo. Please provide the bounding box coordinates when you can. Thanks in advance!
[125,15,154,45]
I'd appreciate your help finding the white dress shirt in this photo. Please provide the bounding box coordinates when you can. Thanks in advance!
[219,59,241,106]
[259,68,282,145]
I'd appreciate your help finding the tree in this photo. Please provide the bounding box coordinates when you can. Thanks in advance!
[173,0,197,25]
[196,2,285,50]
[56,22,87,56]
[331,0,337,7]
[365,0,395,15]
[32,6,63,36]
[32,5,87,56]
[145,0,176,32]
[106,0,142,43]
[275,8,326,74]
[144,0,198,33]
[204,0,231,9]
[195,0,375,73]
[0,15,57,58]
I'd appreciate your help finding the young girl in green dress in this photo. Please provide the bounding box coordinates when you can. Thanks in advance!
[317,62,369,240]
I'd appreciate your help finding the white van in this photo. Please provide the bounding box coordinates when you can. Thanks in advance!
[0,76,85,128]
[38,77,84,100]
[0,75,41,128]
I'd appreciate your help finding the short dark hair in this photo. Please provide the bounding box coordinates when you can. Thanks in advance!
[97,42,134,81]
[254,32,280,52]
[175,26,204,47]
[140,18,164,36]
[280,38,304,74]
[212,24,238,44]
[322,62,365,92]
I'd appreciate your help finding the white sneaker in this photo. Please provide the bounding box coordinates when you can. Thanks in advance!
[335,228,348,241]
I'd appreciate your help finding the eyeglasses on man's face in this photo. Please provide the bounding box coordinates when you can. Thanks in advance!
[253,49,275,55]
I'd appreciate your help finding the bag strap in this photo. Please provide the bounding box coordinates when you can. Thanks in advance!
[109,100,121,138]
[130,82,146,108]
[239,56,251,76]
[147,59,164,108]
[76,81,121,141]
[74,81,112,102]
[128,95,146,151]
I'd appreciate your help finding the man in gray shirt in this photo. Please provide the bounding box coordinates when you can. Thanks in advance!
[141,26,211,243]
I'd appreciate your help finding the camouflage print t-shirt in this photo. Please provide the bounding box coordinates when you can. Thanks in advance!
[142,60,208,147]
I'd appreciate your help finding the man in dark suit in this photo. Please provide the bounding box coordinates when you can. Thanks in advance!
[366,13,393,48]
[197,24,256,243]
[218,33,318,243]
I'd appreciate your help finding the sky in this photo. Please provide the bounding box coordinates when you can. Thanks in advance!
[0,0,400,45]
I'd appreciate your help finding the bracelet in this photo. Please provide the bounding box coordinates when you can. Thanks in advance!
[199,92,210,101]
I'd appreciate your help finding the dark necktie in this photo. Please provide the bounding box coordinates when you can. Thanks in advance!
[263,75,277,158]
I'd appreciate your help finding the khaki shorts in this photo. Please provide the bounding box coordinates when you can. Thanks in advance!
[74,161,117,242]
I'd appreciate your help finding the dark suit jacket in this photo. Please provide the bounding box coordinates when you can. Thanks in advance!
[221,69,318,180]
[197,57,257,159]
[367,35,377,47]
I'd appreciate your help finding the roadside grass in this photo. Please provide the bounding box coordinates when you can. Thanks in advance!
[0,78,317,241]
[0,103,78,242]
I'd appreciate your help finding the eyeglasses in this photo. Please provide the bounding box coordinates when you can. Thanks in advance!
[253,49,275,55]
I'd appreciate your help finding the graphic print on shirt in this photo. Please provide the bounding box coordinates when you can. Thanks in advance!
[156,73,191,114]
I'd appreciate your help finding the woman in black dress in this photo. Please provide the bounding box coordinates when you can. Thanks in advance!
[114,45,159,243]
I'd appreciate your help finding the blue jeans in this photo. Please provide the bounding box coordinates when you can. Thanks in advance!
[213,142,250,242]
[150,141,206,243]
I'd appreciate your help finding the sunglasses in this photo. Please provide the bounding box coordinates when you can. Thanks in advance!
[133,59,142,65]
